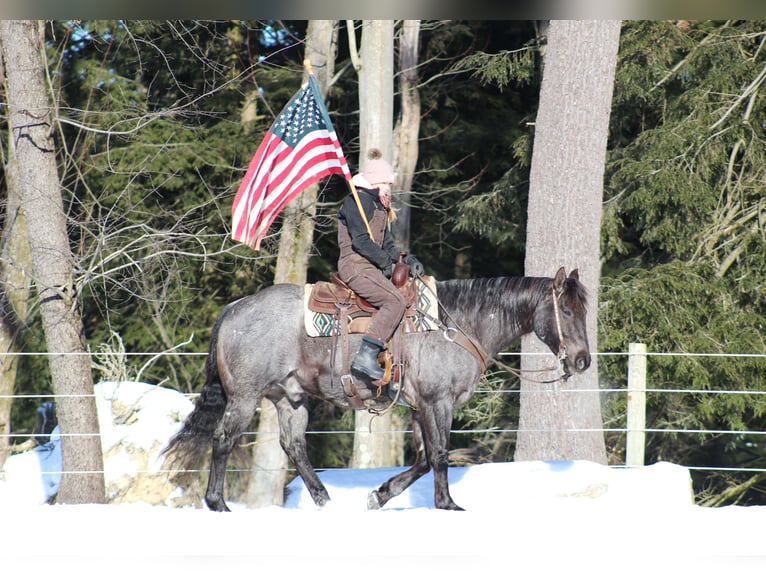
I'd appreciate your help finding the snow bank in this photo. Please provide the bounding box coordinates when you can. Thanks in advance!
[285,459,694,511]
[0,380,195,507]
[0,427,62,504]
[94,380,195,505]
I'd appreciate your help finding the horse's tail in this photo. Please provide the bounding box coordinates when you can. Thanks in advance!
[161,316,227,474]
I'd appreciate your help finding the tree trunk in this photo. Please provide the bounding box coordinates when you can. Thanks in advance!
[246,20,338,508]
[357,20,395,162]
[0,56,33,466]
[351,20,405,469]
[391,20,421,252]
[0,314,16,471]
[0,170,31,469]
[515,20,621,464]
[0,20,105,503]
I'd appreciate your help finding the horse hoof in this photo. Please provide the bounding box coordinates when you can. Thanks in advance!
[367,490,382,510]
[205,498,231,512]
[437,501,465,511]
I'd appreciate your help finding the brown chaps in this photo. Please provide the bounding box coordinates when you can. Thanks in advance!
[337,258,405,343]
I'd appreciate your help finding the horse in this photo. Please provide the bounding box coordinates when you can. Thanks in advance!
[162,266,591,511]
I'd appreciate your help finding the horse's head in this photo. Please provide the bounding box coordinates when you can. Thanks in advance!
[534,267,591,376]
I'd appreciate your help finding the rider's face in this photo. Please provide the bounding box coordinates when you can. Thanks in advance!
[377,183,391,209]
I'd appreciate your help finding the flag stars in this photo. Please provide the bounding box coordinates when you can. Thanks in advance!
[279,93,326,146]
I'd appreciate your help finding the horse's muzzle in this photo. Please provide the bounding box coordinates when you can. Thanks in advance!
[573,352,591,372]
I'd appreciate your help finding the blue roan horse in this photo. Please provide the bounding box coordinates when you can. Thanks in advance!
[163,267,591,511]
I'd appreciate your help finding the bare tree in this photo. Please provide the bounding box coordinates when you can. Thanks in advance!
[0,137,31,470]
[391,20,421,252]
[0,20,105,503]
[0,42,32,465]
[348,19,405,469]
[515,20,621,463]
[246,20,339,507]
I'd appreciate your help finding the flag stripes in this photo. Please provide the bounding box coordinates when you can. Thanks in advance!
[231,75,350,250]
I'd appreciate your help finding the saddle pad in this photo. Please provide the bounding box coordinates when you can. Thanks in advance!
[304,275,440,337]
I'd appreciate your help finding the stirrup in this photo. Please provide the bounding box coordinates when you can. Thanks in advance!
[387,378,414,409]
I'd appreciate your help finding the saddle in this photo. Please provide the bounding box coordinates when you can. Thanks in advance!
[306,271,420,334]
[305,270,424,410]
[303,269,488,410]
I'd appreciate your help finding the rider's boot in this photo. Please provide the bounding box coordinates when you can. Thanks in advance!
[351,336,385,380]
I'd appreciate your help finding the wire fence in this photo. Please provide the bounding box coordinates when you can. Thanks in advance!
[2,348,766,475]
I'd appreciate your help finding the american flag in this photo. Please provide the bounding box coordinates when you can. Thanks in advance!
[231,75,351,250]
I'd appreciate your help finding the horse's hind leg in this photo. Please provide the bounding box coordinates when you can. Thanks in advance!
[274,395,331,507]
[367,417,431,510]
[205,396,258,512]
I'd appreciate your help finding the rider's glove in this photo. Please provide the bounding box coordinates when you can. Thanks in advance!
[403,254,424,277]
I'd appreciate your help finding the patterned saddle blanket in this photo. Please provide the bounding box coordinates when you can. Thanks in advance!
[303,273,440,337]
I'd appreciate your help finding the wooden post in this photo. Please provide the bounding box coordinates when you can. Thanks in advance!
[626,343,647,467]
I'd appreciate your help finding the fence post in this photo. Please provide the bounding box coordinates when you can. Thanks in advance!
[626,342,647,467]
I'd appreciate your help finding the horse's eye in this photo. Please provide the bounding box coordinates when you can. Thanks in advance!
[561,307,573,318]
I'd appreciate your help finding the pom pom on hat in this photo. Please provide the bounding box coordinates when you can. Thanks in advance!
[361,148,396,185]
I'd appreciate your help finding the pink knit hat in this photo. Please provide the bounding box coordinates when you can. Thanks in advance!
[361,148,396,185]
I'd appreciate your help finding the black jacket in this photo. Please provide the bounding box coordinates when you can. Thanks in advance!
[338,188,399,271]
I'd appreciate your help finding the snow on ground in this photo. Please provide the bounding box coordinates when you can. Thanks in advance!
[2,381,766,573]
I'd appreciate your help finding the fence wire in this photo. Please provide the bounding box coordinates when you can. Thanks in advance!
[2,349,766,476]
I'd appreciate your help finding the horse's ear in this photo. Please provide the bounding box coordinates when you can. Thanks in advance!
[569,269,580,281]
[554,266,567,293]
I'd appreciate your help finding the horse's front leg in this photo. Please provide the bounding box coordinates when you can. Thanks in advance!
[274,394,331,507]
[419,399,463,510]
[368,416,431,510]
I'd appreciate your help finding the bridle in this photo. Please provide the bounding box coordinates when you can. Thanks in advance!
[550,283,570,373]
[418,276,572,384]
[490,283,572,384]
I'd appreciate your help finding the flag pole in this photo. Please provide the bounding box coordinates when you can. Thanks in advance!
[347,173,374,239]
[303,59,373,239]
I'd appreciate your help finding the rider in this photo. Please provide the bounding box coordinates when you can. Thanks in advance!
[337,148,424,380]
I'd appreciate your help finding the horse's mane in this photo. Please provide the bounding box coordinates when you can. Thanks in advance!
[437,277,545,321]
[436,275,588,333]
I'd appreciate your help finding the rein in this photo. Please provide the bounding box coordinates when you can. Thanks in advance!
[416,276,572,385]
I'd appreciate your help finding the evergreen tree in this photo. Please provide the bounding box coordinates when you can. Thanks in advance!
[600,20,766,504]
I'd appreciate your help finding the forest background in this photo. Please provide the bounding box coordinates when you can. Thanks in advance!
[1,20,765,505]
